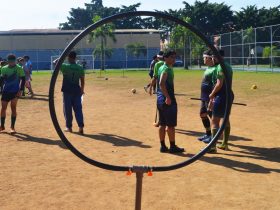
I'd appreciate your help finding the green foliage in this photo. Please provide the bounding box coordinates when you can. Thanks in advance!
[88,15,116,70]
[125,43,147,58]
[60,0,280,37]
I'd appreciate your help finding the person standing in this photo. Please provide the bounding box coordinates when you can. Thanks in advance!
[0,54,25,134]
[56,51,85,134]
[197,50,219,143]
[23,56,33,96]
[208,50,234,152]
[157,50,184,153]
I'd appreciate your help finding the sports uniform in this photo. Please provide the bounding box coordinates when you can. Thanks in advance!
[1,65,25,101]
[61,62,85,130]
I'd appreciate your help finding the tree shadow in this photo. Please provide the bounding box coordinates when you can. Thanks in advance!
[13,132,67,149]
[76,132,152,149]
[176,129,252,141]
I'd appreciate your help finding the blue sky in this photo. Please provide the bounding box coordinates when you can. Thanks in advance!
[0,0,279,31]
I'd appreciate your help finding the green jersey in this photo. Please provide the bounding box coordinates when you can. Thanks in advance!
[1,64,25,93]
[153,61,164,78]
[60,63,85,94]
[201,65,218,100]
[212,62,233,96]
[157,63,176,105]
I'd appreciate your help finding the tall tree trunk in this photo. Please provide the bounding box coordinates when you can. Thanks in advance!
[101,38,105,70]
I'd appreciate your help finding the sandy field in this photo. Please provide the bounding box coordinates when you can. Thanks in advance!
[0,70,279,210]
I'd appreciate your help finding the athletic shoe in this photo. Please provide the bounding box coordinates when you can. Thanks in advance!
[78,127,84,135]
[64,128,73,133]
[198,134,209,141]
[169,145,185,153]
[10,128,16,135]
[207,146,217,153]
[202,136,212,144]
[160,145,169,153]
[217,143,229,151]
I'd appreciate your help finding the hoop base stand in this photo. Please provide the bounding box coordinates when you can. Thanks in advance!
[126,166,152,210]
[135,172,144,210]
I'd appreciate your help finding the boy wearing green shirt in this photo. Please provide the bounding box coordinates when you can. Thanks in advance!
[0,54,25,134]
[58,51,85,134]
[157,50,184,153]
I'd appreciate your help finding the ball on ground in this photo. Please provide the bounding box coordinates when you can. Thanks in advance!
[251,84,257,89]
[131,88,136,94]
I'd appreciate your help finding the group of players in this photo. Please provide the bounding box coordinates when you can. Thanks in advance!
[0,54,34,134]
[0,49,232,155]
[145,48,233,154]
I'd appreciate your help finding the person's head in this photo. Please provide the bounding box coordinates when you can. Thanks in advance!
[164,50,176,66]
[18,57,25,65]
[157,51,164,61]
[152,55,157,61]
[23,55,30,61]
[67,51,77,63]
[7,54,17,67]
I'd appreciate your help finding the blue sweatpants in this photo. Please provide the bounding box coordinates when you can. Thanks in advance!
[63,93,84,128]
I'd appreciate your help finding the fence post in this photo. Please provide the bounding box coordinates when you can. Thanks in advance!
[270,26,273,72]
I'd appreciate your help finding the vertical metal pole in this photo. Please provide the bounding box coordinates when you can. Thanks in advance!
[229,32,232,66]
[241,30,244,71]
[270,26,273,72]
[255,28,258,72]
[135,172,144,210]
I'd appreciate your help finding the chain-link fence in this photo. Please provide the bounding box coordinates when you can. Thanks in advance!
[211,24,280,72]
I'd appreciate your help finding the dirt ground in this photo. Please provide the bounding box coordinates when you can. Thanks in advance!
[0,71,279,210]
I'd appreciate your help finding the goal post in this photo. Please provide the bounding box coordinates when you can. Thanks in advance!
[50,54,95,71]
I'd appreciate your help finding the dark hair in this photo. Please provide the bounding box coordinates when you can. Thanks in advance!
[23,55,30,60]
[219,49,225,57]
[68,51,77,59]
[164,49,176,58]
[7,54,16,60]
[203,49,224,57]
[158,51,164,56]
[153,55,157,60]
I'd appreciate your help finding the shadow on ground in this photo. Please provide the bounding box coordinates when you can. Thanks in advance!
[13,132,67,149]
[77,132,152,149]
[176,129,252,141]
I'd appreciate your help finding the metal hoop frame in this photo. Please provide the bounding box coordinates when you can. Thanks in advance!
[49,11,231,172]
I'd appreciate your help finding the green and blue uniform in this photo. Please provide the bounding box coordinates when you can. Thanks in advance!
[1,65,25,101]
[157,63,177,127]
[153,61,164,78]
[60,62,85,129]
[212,62,234,118]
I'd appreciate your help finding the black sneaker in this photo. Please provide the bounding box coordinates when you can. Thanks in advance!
[160,146,169,153]
[169,145,185,153]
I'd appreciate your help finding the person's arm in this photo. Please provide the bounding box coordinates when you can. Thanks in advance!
[149,77,157,95]
[18,67,25,97]
[159,72,171,105]
[209,77,223,100]
[80,76,85,95]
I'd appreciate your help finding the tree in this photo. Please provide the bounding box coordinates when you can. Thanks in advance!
[182,0,235,35]
[263,46,278,68]
[88,15,116,70]
[125,43,147,58]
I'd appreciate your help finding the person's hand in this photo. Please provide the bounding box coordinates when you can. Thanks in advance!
[208,99,214,111]
[209,93,215,100]
[17,91,22,97]
[165,97,171,105]
[30,77,32,81]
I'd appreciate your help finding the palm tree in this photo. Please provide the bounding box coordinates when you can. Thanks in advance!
[88,15,117,71]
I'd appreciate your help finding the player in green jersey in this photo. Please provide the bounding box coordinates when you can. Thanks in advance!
[0,54,25,134]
